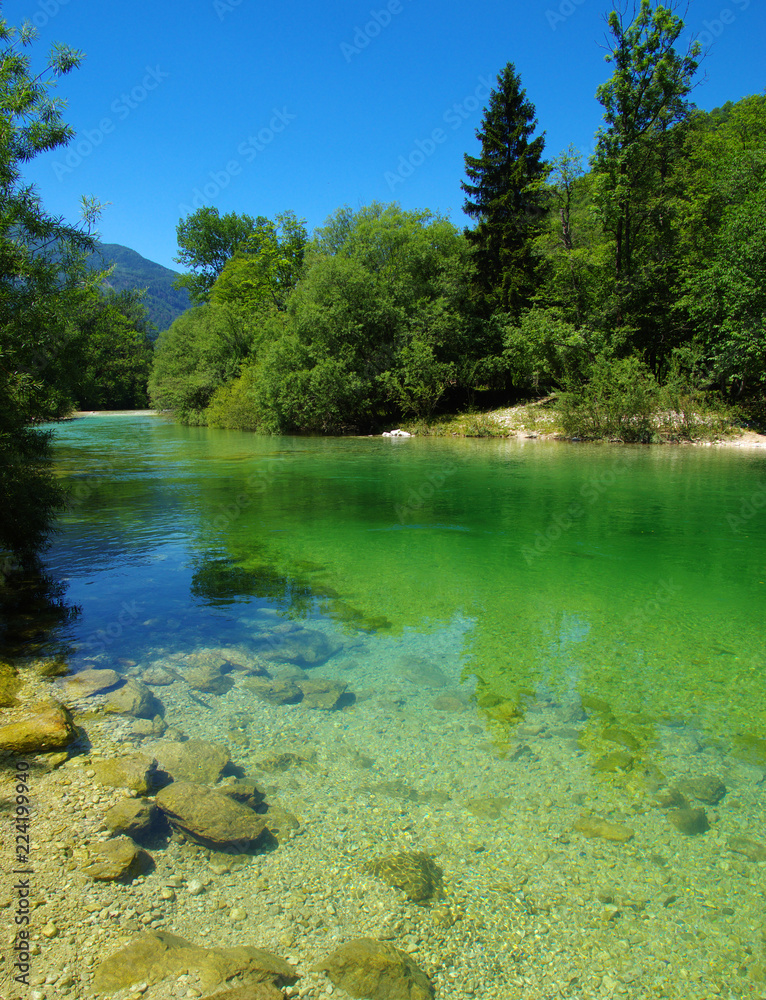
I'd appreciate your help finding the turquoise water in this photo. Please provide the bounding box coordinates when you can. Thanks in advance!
[43,414,766,750]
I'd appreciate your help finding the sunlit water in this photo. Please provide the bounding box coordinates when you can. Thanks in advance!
[30,413,766,994]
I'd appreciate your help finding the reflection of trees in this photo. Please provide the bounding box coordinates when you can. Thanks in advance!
[190,556,316,615]
[0,562,79,664]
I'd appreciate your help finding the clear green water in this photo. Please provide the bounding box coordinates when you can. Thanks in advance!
[43,414,766,752]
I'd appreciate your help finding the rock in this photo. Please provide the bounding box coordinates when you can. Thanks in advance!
[186,662,235,696]
[313,938,434,1000]
[653,786,689,809]
[216,779,266,810]
[253,624,341,667]
[395,656,447,689]
[254,752,313,772]
[364,852,444,904]
[0,702,76,755]
[432,695,467,713]
[144,738,230,784]
[155,781,275,851]
[727,835,766,862]
[129,715,167,738]
[82,836,153,881]
[667,807,709,835]
[201,986,284,1000]
[679,775,726,805]
[593,751,635,773]
[61,668,121,698]
[92,753,158,794]
[602,726,641,751]
[104,799,163,842]
[142,666,177,686]
[382,429,413,438]
[574,815,634,843]
[262,805,301,839]
[242,676,303,706]
[465,797,510,820]
[296,678,348,710]
[104,679,163,720]
[0,660,21,706]
[93,932,298,994]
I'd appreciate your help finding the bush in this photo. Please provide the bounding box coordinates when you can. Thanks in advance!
[560,354,659,442]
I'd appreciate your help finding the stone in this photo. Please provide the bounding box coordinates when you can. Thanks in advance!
[82,836,153,881]
[0,660,21,706]
[253,624,342,667]
[93,932,299,994]
[216,779,266,810]
[104,799,162,842]
[129,715,167,738]
[602,726,641,751]
[104,679,163,720]
[186,662,235,696]
[465,797,510,820]
[364,852,444,904]
[142,666,177,686]
[574,815,634,843]
[201,986,284,1000]
[92,753,158,795]
[61,668,121,698]
[155,781,275,851]
[431,695,466,713]
[653,786,688,809]
[242,676,303,705]
[667,807,709,835]
[254,752,313,772]
[143,738,230,784]
[296,677,348,710]
[593,751,635,773]
[313,938,434,1000]
[679,775,726,805]
[727,835,766,862]
[395,656,447,688]
[0,702,76,755]
[262,805,301,840]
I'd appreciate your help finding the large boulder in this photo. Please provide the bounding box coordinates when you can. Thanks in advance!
[0,701,76,755]
[93,932,298,994]
[143,738,230,784]
[313,939,434,1000]
[155,782,274,851]
[61,668,121,699]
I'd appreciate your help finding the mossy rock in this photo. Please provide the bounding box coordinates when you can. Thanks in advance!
[364,852,444,904]
[0,661,21,707]
[731,734,766,767]
[601,726,642,751]
[593,750,635,774]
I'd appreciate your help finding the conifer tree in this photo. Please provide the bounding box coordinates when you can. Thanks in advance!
[461,63,547,316]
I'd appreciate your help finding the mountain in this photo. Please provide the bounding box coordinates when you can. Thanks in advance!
[87,242,191,333]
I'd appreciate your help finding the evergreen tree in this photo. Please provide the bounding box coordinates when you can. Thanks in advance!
[461,63,547,316]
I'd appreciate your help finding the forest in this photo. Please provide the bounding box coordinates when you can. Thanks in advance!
[1,1,766,570]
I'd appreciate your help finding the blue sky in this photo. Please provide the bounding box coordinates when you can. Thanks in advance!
[5,0,764,271]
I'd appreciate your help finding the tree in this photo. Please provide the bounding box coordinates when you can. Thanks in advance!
[174,207,261,303]
[0,15,101,565]
[592,0,699,365]
[461,63,547,316]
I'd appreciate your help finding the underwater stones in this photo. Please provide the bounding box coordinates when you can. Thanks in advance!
[464,796,510,820]
[145,737,230,784]
[731,734,766,767]
[186,661,235,696]
[432,694,466,713]
[200,986,284,1000]
[155,781,274,851]
[129,715,167,738]
[395,655,447,689]
[104,798,163,842]
[593,750,635,774]
[253,624,342,667]
[0,701,76,755]
[255,752,314,773]
[727,836,766,862]
[679,774,727,804]
[262,804,301,840]
[243,676,304,705]
[601,726,642,751]
[61,667,121,698]
[364,852,444,904]
[104,678,163,719]
[93,932,299,994]
[82,836,153,882]
[0,660,21,706]
[92,752,158,794]
[142,665,177,686]
[216,778,267,810]
[314,938,434,1000]
[574,815,635,843]
[296,677,348,710]
[667,807,710,835]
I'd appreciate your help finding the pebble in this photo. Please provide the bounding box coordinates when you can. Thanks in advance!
[187,880,205,896]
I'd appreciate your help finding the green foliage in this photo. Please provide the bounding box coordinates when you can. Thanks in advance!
[174,207,262,303]
[560,355,659,442]
[461,62,547,315]
[501,308,593,395]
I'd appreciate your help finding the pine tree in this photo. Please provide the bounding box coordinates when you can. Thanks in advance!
[461,63,547,316]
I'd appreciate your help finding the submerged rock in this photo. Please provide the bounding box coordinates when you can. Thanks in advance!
[0,660,21,706]
[574,815,634,843]
[253,624,342,667]
[186,661,235,696]
[92,753,158,794]
[82,836,153,881]
[243,676,303,705]
[296,677,348,710]
[727,835,766,862]
[155,781,275,851]
[0,701,77,755]
[144,738,230,784]
[364,852,444,904]
[104,799,163,842]
[314,938,433,1000]
[667,807,709,835]
[679,774,726,805]
[104,679,163,719]
[94,932,298,994]
[61,667,121,698]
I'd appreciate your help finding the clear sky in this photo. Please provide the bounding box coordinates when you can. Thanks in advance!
[4,0,764,271]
